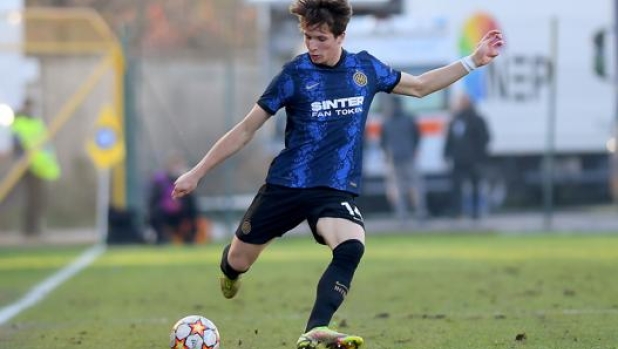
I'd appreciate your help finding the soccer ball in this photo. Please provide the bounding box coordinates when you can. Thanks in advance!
[169,315,220,349]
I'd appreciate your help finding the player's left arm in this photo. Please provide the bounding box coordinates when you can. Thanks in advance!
[392,30,503,98]
[171,104,270,199]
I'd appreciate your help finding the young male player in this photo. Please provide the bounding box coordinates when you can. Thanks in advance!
[172,1,503,348]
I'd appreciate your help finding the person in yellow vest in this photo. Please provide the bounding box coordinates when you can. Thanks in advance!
[11,99,61,237]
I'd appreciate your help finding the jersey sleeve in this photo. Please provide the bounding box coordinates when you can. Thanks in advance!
[257,65,295,116]
[363,51,401,93]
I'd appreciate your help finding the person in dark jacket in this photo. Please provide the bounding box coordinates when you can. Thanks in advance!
[380,96,427,223]
[444,93,490,219]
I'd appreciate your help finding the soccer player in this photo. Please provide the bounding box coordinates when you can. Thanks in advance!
[172,0,503,348]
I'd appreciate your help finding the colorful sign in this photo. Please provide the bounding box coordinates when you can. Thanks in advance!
[459,12,501,102]
[86,105,125,170]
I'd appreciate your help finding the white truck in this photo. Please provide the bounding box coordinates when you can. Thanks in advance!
[344,0,616,212]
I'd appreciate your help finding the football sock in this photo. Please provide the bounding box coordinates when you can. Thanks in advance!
[219,244,245,280]
[305,239,365,332]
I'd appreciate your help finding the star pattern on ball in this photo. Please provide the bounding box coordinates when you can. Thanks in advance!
[170,316,220,349]
[190,319,206,336]
[173,338,188,349]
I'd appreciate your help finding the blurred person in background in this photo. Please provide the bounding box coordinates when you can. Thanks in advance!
[380,95,427,224]
[172,0,503,348]
[10,98,61,238]
[148,152,198,245]
[443,93,491,220]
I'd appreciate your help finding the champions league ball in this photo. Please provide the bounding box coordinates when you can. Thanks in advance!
[169,315,220,349]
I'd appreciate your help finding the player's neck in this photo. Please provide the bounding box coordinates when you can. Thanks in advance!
[315,49,344,68]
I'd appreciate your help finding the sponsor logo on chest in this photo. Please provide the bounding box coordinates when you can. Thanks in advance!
[310,96,365,118]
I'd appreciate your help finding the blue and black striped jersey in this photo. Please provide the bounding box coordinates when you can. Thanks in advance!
[258,50,401,195]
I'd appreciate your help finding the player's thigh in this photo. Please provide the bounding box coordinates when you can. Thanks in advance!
[316,217,365,249]
[228,235,271,270]
[229,185,305,269]
[306,189,366,248]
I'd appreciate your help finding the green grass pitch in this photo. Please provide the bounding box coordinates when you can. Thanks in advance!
[1,233,618,349]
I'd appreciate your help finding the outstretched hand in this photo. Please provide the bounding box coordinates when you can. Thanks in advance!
[171,171,199,199]
[472,30,504,67]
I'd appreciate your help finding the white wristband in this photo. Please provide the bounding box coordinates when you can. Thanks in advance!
[460,55,478,73]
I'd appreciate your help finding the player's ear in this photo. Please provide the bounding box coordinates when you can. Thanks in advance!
[337,31,346,44]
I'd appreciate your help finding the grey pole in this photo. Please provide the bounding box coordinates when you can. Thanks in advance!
[543,17,558,231]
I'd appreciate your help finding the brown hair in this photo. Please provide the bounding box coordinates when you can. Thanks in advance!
[289,0,352,37]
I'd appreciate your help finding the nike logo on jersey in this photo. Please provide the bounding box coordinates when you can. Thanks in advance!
[305,82,320,90]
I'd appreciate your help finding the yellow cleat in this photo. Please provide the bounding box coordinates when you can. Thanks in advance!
[219,275,241,299]
[297,326,364,349]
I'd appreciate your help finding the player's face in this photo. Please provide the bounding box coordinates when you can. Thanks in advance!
[303,24,344,66]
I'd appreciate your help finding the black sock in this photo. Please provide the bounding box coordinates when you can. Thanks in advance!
[220,244,244,280]
[305,239,365,332]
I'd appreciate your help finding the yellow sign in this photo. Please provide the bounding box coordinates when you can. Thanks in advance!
[86,105,125,170]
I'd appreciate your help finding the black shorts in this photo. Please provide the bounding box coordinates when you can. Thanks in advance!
[235,184,365,245]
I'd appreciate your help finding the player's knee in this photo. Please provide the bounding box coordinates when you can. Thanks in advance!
[220,244,248,278]
[332,239,365,269]
[224,240,262,272]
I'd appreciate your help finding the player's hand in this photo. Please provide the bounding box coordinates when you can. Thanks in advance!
[172,171,199,199]
[471,29,504,67]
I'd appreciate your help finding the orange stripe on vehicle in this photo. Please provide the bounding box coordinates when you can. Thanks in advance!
[365,121,381,140]
[419,119,444,135]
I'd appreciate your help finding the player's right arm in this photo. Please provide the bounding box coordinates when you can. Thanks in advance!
[172,104,270,199]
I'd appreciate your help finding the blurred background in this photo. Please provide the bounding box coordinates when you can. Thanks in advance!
[0,0,616,244]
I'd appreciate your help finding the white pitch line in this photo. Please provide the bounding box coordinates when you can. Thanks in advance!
[0,244,106,325]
